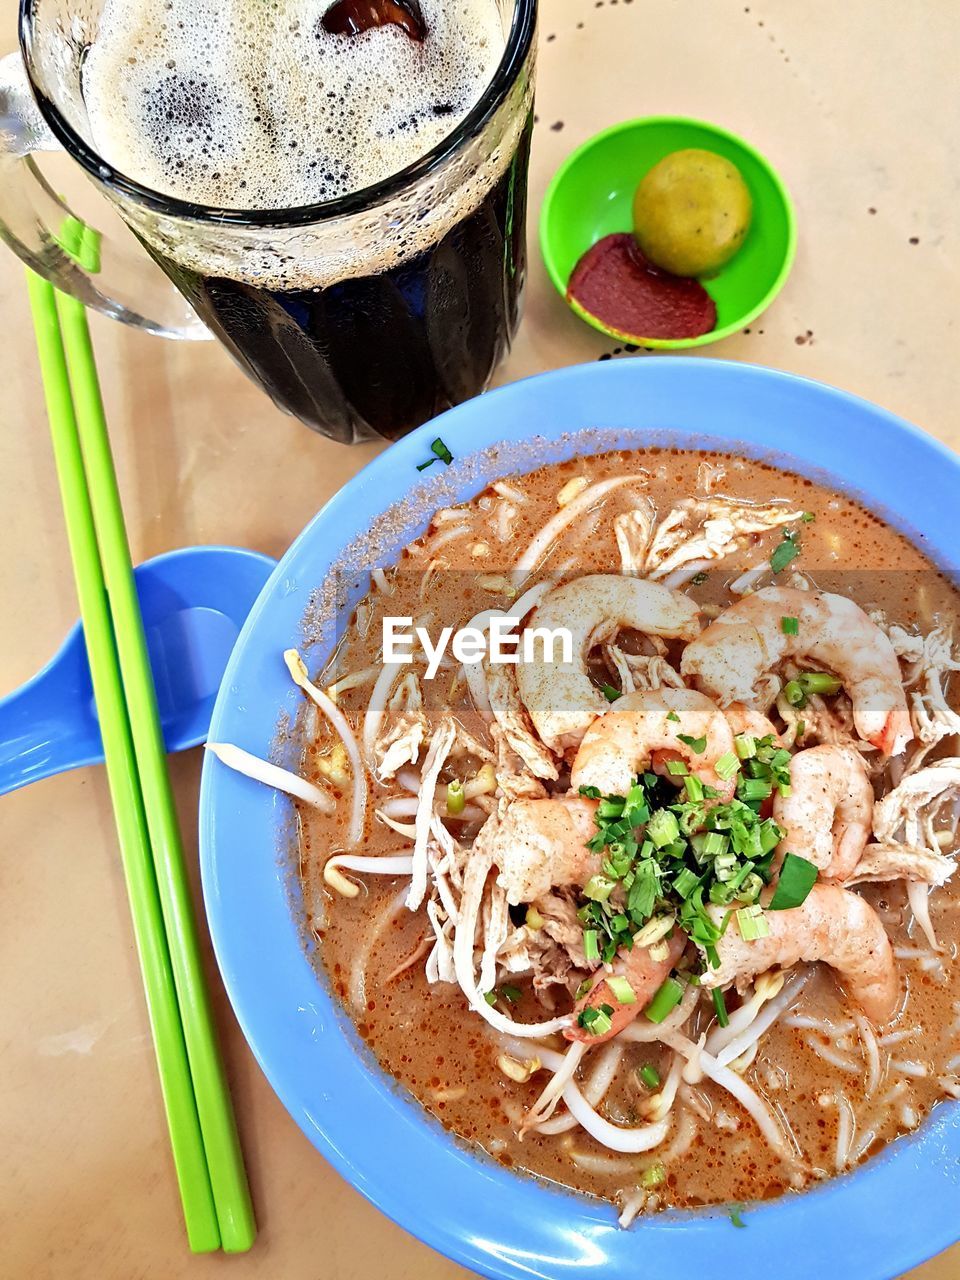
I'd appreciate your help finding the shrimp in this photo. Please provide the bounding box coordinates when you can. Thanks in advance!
[725,700,782,743]
[773,745,873,881]
[566,931,687,1045]
[484,796,599,905]
[680,586,912,756]
[700,884,898,1024]
[516,574,701,754]
[570,688,738,801]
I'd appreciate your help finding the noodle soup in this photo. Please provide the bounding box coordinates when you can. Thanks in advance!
[218,448,960,1221]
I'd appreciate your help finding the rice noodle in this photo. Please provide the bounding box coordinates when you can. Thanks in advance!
[452,850,572,1037]
[523,1041,589,1131]
[835,1093,855,1168]
[406,719,456,911]
[205,742,335,813]
[878,1027,920,1048]
[325,665,379,699]
[643,1051,684,1122]
[362,663,402,759]
[665,1032,799,1164]
[713,972,811,1073]
[889,1058,928,1078]
[783,1014,855,1034]
[729,563,770,595]
[515,476,640,575]
[371,567,393,595]
[850,1013,881,1096]
[661,559,714,590]
[908,880,939,949]
[375,811,416,838]
[285,650,366,846]
[349,885,409,1008]
[805,1035,859,1072]
[323,853,414,896]
[534,1042,626,1135]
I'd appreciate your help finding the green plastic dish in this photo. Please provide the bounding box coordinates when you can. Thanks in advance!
[539,116,797,349]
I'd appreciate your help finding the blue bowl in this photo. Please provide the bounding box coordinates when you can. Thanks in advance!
[200,359,960,1280]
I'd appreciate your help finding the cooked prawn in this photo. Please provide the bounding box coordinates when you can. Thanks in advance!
[565,930,687,1045]
[516,574,701,754]
[700,884,898,1023]
[724,701,782,744]
[773,745,874,881]
[570,688,738,801]
[680,586,912,756]
[485,796,599,905]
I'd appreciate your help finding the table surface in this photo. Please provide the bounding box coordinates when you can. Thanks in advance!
[2,1,958,1276]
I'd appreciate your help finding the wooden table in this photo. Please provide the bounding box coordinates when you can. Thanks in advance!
[1,1,957,1275]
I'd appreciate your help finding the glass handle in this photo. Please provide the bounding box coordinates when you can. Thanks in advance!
[0,52,209,339]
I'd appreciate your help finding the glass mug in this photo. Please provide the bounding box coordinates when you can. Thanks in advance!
[0,0,537,443]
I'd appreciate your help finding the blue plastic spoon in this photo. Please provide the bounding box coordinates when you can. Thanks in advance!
[0,544,275,797]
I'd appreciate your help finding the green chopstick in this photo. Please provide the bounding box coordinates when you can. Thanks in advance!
[26,270,220,1252]
[52,274,255,1253]
[28,251,256,1251]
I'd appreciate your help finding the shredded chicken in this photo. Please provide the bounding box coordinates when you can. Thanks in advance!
[887,626,960,771]
[846,842,955,887]
[873,759,960,855]
[374,672,428,780]
[485,661,559,780]
[605,644,685,696]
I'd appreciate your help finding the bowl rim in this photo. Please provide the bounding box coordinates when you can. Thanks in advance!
[200,358,960,1280]
[538,115,798,349]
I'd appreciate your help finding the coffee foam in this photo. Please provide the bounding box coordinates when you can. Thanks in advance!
[83,0,506,210]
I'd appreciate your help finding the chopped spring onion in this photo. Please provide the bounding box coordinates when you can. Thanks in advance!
[583,929,600,964]
[714,751,740,781]
[583,874,617,902]
[500,985,522,1004]
[666,710,681,722]
[673,867,700,899]
[781,615,799,635]
[798,670,843,696]
[590,1010,613,1036]
[665,759,689,776]
[639,1065,661,1090]
[644,977,684,1024]
[729,1204,747,1228]
[712,987,730,1028]
[641,1161,667,1188]
[795,719,806,739]
[736,904,771,941]
[525,907,544,931]
[734,733,757,760]
[800,511,815,523]
[736,872,765,904]
[578,784,602,799]
[647,809,681,847]
[739,777,773,802]
[446,779,465,815]
[714,852,738,882]
[770,532,800,574]
[607,976,637,1005]
[684,774,704,802]
[578,1002,615,1036]
[602,683,622,703]
[484,991,497,1006]
[782,679,807,707]
[677,733,707,754]
[769,851,819,910]
[415,436,454,471]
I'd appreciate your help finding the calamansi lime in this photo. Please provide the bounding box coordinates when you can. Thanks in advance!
[632,149,752,277]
